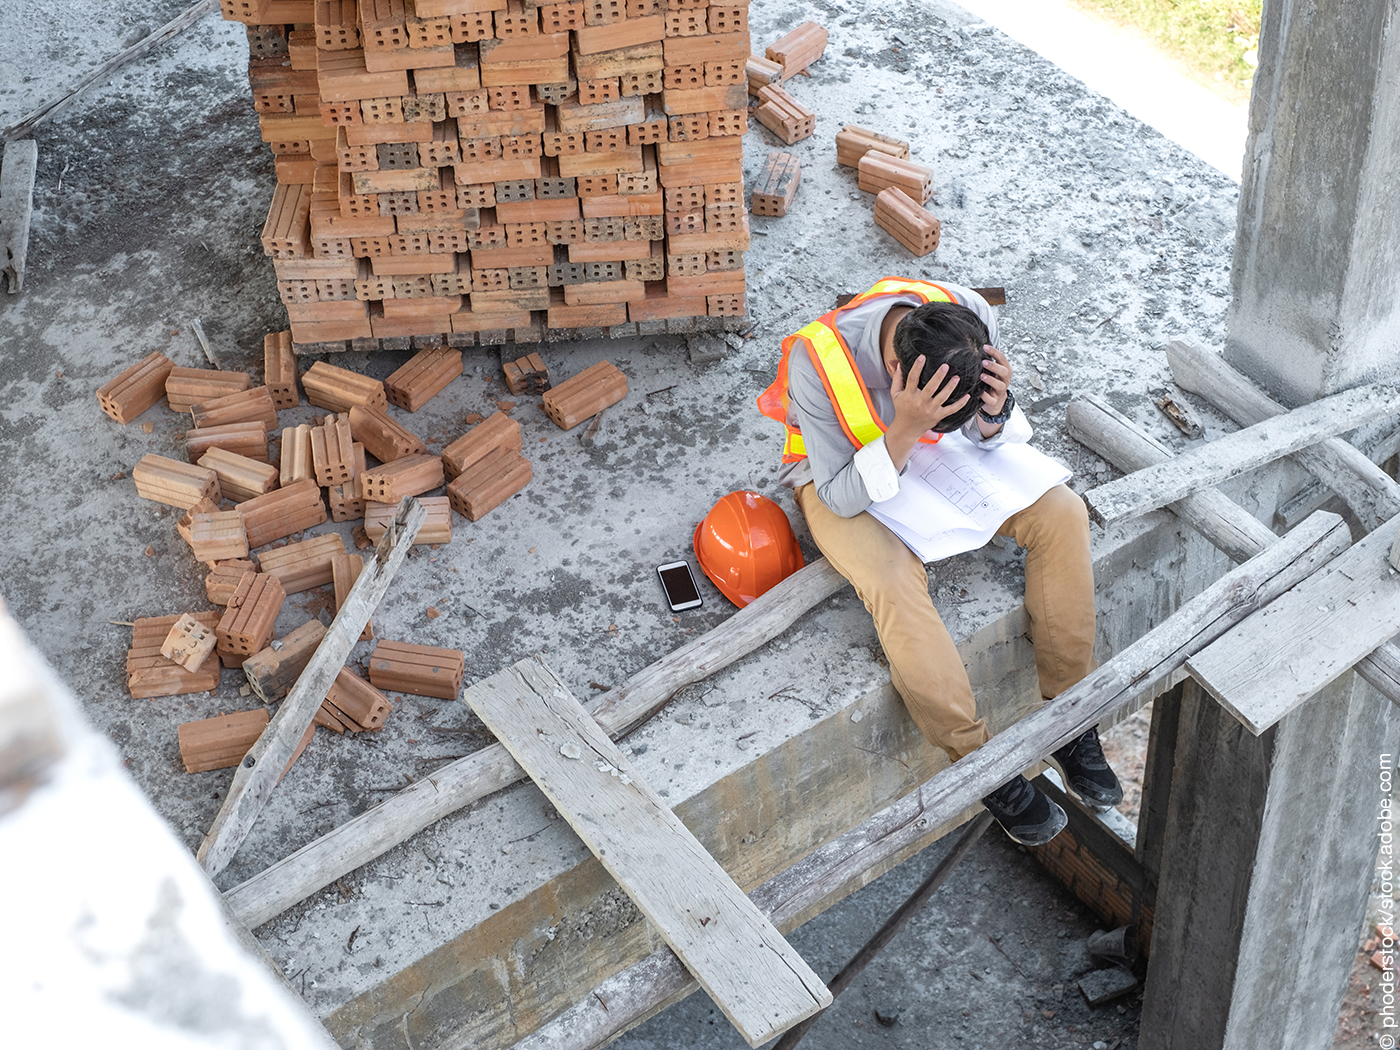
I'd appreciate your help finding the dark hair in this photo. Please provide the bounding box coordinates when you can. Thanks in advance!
[891,301,989,432]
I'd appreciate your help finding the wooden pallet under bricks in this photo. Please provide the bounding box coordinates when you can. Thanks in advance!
[186,421,270,463]
[97,352,175,423]
[873,186,941,258]
[217,571,287,663]
[542,359,627,428]
[385,345,462,409]
[217,0,753,353]
[750,150,800,217]
[366,495,453,543]
[368,639,466,699]
[348,402,426,461]
[257,532,347,592]
[133,454,222,509]
[127,613,223,699]
[753,85,814,145]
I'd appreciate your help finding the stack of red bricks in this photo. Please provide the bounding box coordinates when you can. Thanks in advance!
[219,0,753,354]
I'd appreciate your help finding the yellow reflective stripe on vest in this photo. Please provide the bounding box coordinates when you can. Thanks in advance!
[851,277,954,308]
[785,430,806,458]
[802,322,886,449]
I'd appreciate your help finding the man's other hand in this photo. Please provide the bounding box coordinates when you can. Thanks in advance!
[886,356,970,469]
[980,344,1012,417]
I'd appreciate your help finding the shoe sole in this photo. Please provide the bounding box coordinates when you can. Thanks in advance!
[1048,758,1123,812]
[996,804,1068,848]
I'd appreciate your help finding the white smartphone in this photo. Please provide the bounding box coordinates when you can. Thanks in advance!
[656,561,703,612]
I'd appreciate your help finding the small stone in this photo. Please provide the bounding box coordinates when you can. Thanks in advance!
[560,742,582,760]
[501,843,513,854]
[426,607,439,619]
[465,413,484,424]
[140,422,154,433]
[496,400,516,413]
[686,333,726,365]
[873,1008,899,1027]
[144,545,155,557]
[1077,966,1138,1005]
[239,685,252,696]
[850,709,864,723]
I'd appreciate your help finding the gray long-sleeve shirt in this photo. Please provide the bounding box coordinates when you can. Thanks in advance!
[777,283,1030,517]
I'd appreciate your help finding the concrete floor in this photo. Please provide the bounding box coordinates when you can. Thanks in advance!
[0,0,1256,1046]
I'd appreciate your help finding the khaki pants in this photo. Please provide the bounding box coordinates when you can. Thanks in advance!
[795,482,1096,762]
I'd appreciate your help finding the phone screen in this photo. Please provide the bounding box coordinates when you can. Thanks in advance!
[658,563,701,608]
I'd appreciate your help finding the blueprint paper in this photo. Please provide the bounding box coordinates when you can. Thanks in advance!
[869,431,1071,562]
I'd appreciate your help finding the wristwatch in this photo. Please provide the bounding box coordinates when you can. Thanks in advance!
[978,387,1015,426]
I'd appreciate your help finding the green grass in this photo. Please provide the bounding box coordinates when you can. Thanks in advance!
[1068,0,1263,102]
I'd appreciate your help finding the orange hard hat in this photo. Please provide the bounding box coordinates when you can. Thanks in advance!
[693,490,805,609]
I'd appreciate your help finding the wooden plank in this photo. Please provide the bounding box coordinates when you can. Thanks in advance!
[1083,382,1400,526]
[1066,392,1400,710]
[1185,512,1400,734]
[510,511,1354,1050]
[464,658,831,1046]
[1165,335,1400,529]
[196,497,428,876]
[223,556,850,928]
[0,139,38,293]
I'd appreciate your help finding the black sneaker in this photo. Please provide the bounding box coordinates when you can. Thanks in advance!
[1051,725,1123,812]
[981,775,1067,846]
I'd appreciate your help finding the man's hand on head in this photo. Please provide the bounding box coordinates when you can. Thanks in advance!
[885,355,970,470]
[976,344,1013,438]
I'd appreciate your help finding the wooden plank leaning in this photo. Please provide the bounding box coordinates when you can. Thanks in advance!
[223,558,850,928]
[1083,381,1400,527]
[1185,512,1400,733]
[1165,335,1400,530]
[466,659,832,1048]
[1067,392,1400,710]
[197,498,427,877]
[516,507,1352,1050]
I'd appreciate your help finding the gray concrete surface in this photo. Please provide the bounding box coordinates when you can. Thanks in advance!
[1226,0,1400,406]
[0,0,1258,1046]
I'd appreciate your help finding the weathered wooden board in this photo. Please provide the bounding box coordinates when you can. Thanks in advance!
[223,557,850,928]
[1185,514,1400,734]
[1165,336,1400,528]
[464,658,831,1048]
[196,498,427,877]
[1083,382,1400,526]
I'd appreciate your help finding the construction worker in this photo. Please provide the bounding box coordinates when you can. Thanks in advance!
[758,278,1122,845]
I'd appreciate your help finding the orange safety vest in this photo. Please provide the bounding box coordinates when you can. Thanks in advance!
[757,277,957,463]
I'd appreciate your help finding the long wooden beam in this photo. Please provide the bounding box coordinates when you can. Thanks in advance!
[1083,383,1400,526]
[1165,335,1400,529]
[1067,393,1400,708]
[224,558,849,927]
[197,498,427,877]
[467,659,831,1047]
[513,508,1351,1050]
[3,0,220,142]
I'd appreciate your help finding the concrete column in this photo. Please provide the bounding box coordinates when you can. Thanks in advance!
[1139,676,1398,1050]
[1225,0,1400,405]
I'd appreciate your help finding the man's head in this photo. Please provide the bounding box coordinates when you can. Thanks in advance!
[885,301,990,432]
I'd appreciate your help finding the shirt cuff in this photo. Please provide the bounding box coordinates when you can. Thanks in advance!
[854,436,901,503]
